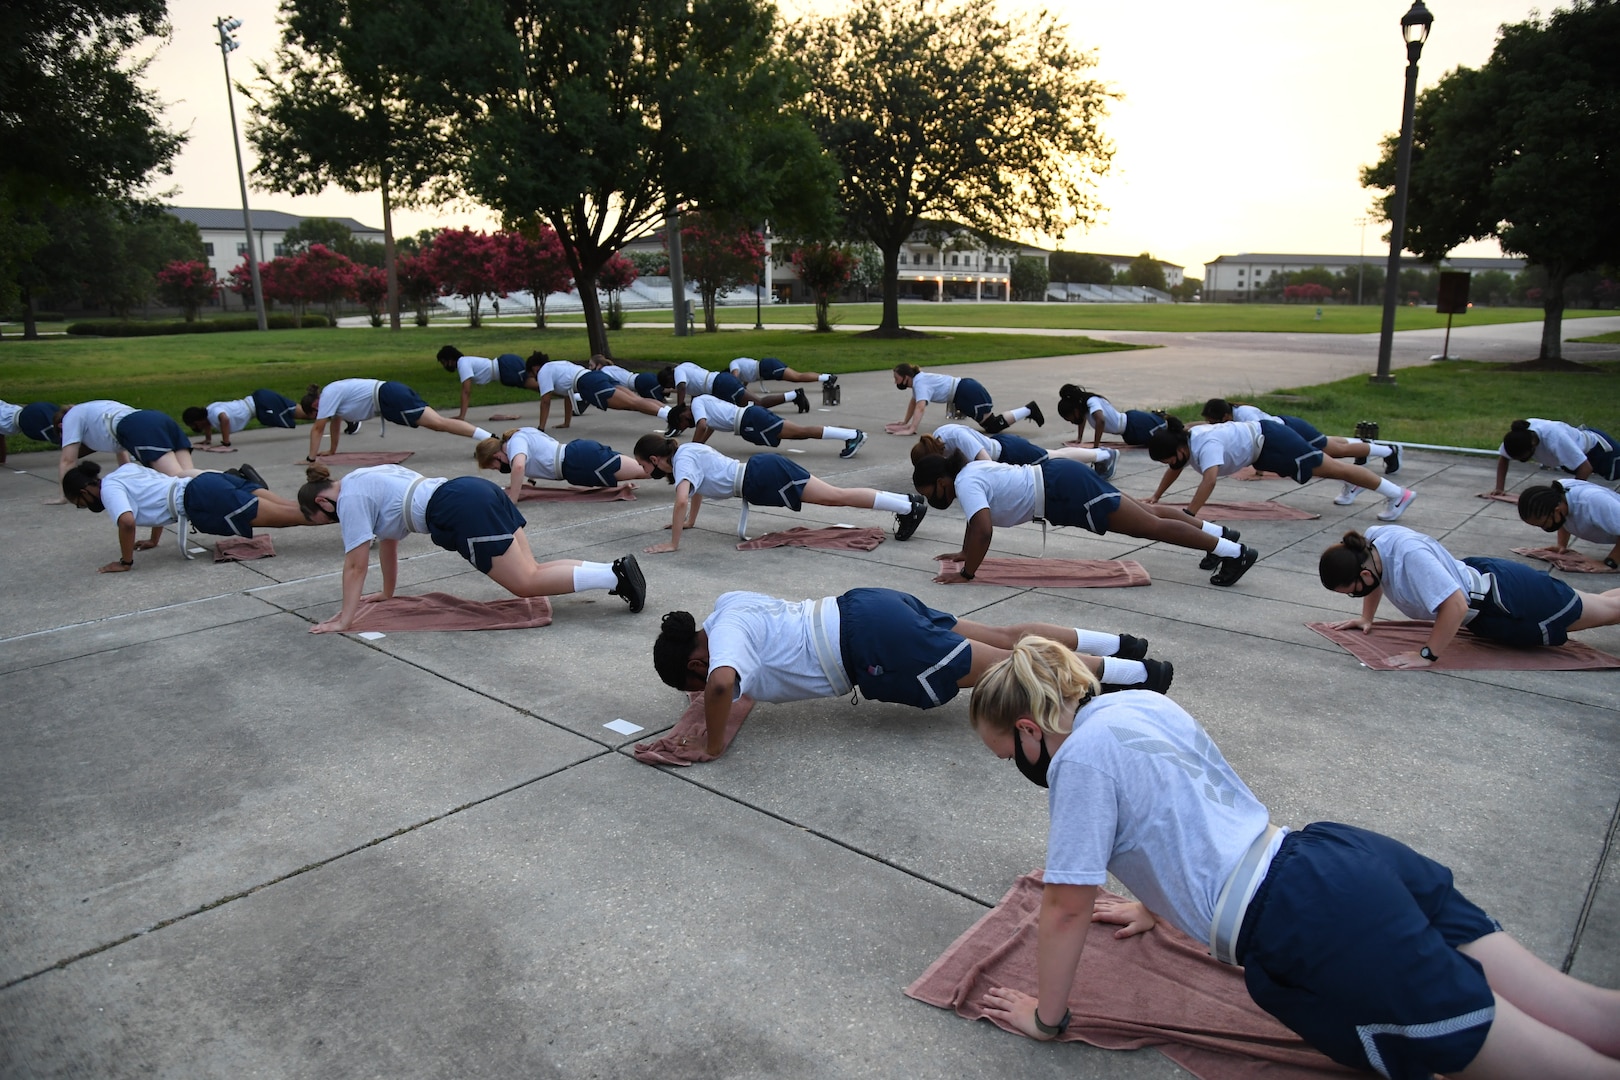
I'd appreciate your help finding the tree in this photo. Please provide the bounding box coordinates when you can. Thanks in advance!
[1170,276,1202,302]
[354,265,388,326]
[156,260,219,321]
[1009,256,1049,302]
[668,215,767,332]
[1049,251,1114,285]
[439,0,828,358]
[1127,253,1167,292]
[790,242,853,332]
[420,227,505,328]
[395,252,439,326]
[498,228,575,330]
[596,253,638,332]
[1361,0,1620,361]
[226,258,264,312]
[291,243,359,324]
[847,242,884,301]
[248,0,462,331]
[626,251,669,279]
[793,0,1114,337]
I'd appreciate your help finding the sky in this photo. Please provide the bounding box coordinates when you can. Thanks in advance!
[143,0,1544,275]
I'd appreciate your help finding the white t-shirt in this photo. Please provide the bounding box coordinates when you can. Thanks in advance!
[206,395,256,433]
[729,357,761,383]
[456,355,497,384]
[99,462,184,527]
[334,464,444,552]
[934,423,999,461]
[536,360,585,397]
[1086,395,1124,434]
[1365,524,1483,624]
[704,591,839,703]
[0,400,20,436]
[954,460,1040,527]
[1557,480,1620,545]
[597,364,639,389]
[910,371,958,405]
[671,441,742,499]
[316,379,381,422]
[672,362,718,396]
[689,395,741,434]
[1499,418,1596,472]
[61,400,135,452]
[505,428,564,481]
[1188,421,1263,476]
[1230,404,1278,423]
[1044,690,1273,944]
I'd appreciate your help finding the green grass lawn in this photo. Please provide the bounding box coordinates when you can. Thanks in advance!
[548,301,1614,334]
[1571,330,1620,344]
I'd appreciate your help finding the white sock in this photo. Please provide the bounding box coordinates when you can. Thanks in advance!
[1200,520,1223,537]
[1101,656,1147,685]
[1009,406,1031,423]
[818,374,831,383]
[824,426,857,441]
[573,562,616,592]
[873,491,911,513]
[1213,537,1242,558]
[1073,629,1121,655]
[472,427,493,441]
[1376,479,1404,499]
[1365,443,1393,459]
[657,406,671,420]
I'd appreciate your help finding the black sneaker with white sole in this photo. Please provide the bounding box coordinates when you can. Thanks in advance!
[1199,550,1221,571]
[343,420,362,435]
[1210,545,1259,587]
[610,555,646,612]
[979,413,1010,434]
[895,494,928,540]
[794,389,809,413]
[1384,444,1401,474]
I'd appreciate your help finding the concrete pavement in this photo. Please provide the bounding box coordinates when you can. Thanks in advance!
[2,322,1616,1078]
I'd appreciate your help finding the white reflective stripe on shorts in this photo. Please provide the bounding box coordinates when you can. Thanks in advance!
[810,597,852,697]
[1209,822,1283,965]
[401,476,428,533]
[1537,591,1580,645]
[914,638,970,707]
[1358,1006,1495,1079]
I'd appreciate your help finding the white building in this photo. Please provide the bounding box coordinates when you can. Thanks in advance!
[166,206,385,281]
[1202,252,1526,302]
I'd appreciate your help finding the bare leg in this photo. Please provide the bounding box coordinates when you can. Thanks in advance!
[611,455,652,482]
[417,407,480,439]
[955,639,1104,687]
[147,451,207,479]
[747,390,792,409]
[1323,436,1374,459]
[1454,996,1620,1079]
[1460,932,1620,1058]
[249,496,316,529]
[1568,587,1620,631]
[1110,497,1219,553]
[482,529,585,597]
[779,367,823,384]
[953,617,1080,651]
[1045,445,1108,464]
[607,388,664,417]
[801,476,879,509]
[1313,457,1389,490]
[778,420,827,440]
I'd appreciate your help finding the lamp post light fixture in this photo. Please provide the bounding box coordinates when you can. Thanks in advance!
[215,15,267,332]
[1372,0,1433,385]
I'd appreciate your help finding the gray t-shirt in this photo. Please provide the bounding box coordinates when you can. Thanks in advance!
[1558,480,1620,545]
[1365,524,1483,624]
[60,400,135,452]
[671,442,742,499]
[954,460,1040,526]
[505,428,564,481]
[334,464,444,552]
[703,591,840,703]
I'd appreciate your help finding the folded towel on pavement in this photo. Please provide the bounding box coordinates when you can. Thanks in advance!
[633,691,755,765]
[1307,620,1620,670]
[1511,547,1616,573]
[934,555,1151,588]
[1063,440,1148,451]
[198,445,238,453]
[343,592,552,632]
[516,483,636,503]
[213,535,275,561]
[906,871,1354,1080]
[487,413,523,421]
[737,525,886,551]
[1163,502,1320,521]
[1477,491,1520,504]
[312,451,414,466]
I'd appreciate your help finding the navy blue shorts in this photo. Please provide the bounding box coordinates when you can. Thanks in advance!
[1255,419,1325,483]
[114,410,192,464]
[19,402,60,444]
[424,476,526,574]
[496,353,527,387]
[1121,410,1166,446]
[991,433,1048,466]
[1238,822,1499,1079]
[759,356,787,380]
[953,378,993,423]
[251,389,299,429]
[1040,458,1122,535]
[1583,426,1617,480]
[378,381,429,427]
[1278,415,1327,450]
[740,455,810,509]
[711,372,749,405]
[183,472,261,537]
[835,588,971,709]
[1461,557,1583,647]
[633,372,666,401]
[560,439,624,488]
[576,370,619,411]
[737,405,786,447]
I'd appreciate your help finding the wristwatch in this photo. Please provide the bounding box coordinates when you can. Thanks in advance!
[960,568,975,580]
[1419,646,1438,662]
[1033,1006,1072,1037]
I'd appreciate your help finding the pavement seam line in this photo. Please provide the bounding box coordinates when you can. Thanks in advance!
[1562,787,1620,975]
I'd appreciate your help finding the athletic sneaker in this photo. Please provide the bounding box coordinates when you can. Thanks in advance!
[1026,400,1045,427]
[574,397,591,415]
[233,463,268,490]
[1333,482,1360,506]
[1198,550,1221,571]
[795,388,810,413]
[840,430,868,459]
[895,494,928,541]
[979,413,1010,434]
[610,554,646,613]
[662,425,683,439]
[1115,633,1149,660]
[1222,526,1241,542]
[824,374,838,388]
[343,420,362,435]
[1384,444,1402,475]
[1378,488,1417,521]
[1092,448,1117,481]
[1141,658,1174,694]
[1210,545,1259,587]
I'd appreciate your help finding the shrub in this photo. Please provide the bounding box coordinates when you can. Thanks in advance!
[66,315,329,336]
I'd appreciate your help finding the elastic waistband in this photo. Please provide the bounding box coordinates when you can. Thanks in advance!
[731,464,748,499]
[401,476,428,533]
[1210,823,1285,965]
[810,596,852,697]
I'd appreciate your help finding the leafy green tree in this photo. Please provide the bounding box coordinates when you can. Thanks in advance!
[1009,256,1049,301]
[1361,0,1620,361]
[790,243,854,331]
[1049,251,1114,285]
[1169,276,1202,302]
[792,0,1114,336]
[1127,253,1167,292]
[847,242,884,301]
[1471,269,1514,306]
[248,0,463,331]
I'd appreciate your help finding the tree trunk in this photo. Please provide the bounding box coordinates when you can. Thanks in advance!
[577,276,609,357]
[877,243,902,335]
[815,293,832,332]
[535,293,547,330]
[22,286,38,339]
[1539,268,1568,362]
[703,285,717,332]
[381,169,399,331]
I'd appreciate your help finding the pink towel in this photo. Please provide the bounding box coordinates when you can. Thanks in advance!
[1063,440,1148,451]
[311,451,415,466]
[198,445,238,454]
[1477,491,1519,504]
[632,692,755,765]
[487,412,523,421]
[737,526,886,551]
[934,555,1150,588]
[1163,502,1320,521]
[1307,620,1620,671]
[516,483,636,503]
[907,872,1353,1080]
[1511,547,1616,574]
[343,592,552,632]
[213,535,275,561]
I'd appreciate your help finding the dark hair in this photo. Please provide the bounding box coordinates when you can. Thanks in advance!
[1318,530,1374,588]
[653,610,700,689]
[1201,398,1238,423]
[300,384,322,415]
[182,406,208,429]
[1517,482,1567,524]
[664,405,692,432]
[1146,415,1189,462]
[436,345,462,370]
[1501,419,1538,461]
[297,464,336,518]
[1057,384,1095,425]
[656,364,676,390]
[525,351,549,375]
[910,433,947,465]
[633,433,679,482]
[911,449,969,490]
[61,460,102,500]
[893,363,921,379]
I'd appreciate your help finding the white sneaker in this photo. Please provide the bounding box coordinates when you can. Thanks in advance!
[1333,481,1360,506]
[1377,488,1417,521]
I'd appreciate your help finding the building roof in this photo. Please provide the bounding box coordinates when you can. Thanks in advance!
[1206,251,1526,270]
[167,206,384,234]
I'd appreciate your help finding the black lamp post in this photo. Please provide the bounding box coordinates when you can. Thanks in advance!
[1372,0,1433,385]
[215,15,267,332]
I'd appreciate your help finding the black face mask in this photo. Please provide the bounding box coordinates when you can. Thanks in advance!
[497,461,512,474]
[1348,567,1382,598]
[1013,727,1052,788]
[81,495,105,513]
[926,489,954,511]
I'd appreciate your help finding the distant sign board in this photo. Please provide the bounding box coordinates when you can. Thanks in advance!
[1436,271,1471,314]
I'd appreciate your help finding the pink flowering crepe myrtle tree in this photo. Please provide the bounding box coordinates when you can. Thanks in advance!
[498,226,575,329]
[156,260,219,322]
[665,214,767,332]
[595,252,638,331]
[421,227,506,328]
[789,241,853,332]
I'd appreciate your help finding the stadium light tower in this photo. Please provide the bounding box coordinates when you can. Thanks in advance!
[215,16,267,331]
